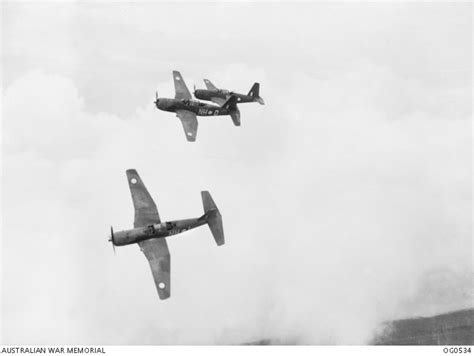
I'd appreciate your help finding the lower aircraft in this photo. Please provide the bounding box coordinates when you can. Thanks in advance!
[155,71,241,141]
[194,79,265,106]
[109,169,225,300]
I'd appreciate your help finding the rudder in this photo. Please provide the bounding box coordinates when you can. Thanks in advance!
[201,191,225,246]
[248,82,264,104]
[248,83,260,98]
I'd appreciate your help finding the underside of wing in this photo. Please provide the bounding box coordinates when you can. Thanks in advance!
[210,97,226,106]
[126,169,160,228]
[173,70,192,100]
[203,79,218,91]
[176,110,198,142]
[138,238,171,300]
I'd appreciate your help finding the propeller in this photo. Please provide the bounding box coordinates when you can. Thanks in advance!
[154,91,159,106]
[109,226,116,255]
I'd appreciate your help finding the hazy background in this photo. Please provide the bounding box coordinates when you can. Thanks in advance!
[1,1,472,344]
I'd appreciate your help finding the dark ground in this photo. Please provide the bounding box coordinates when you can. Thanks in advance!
[243,308,474,345]
[373,308,474,345]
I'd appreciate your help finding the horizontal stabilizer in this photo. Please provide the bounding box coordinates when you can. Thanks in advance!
[222,95,238,111]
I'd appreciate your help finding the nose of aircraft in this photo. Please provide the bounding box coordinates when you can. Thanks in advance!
[154,92,159,108]
[109,226,116,254]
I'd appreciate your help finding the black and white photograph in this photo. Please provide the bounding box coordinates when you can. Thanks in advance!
[1,0,472,351]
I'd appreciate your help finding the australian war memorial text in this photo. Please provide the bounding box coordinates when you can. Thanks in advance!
[0,348,105,354]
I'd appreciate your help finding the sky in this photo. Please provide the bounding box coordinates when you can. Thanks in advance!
[1,1,472,345]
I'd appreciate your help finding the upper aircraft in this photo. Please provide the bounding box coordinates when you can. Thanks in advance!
[194,79,265,106]
[155,71,241,141]
[109,169,225,300]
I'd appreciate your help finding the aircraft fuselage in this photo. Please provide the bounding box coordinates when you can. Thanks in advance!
[156,98,233,116]
[194,89,263,105]
[113,218,207,246]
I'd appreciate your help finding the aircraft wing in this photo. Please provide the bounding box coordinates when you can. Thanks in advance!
[126,170,170,299]
[173,70,192,100]
[126,169,160,227]
[203,79,227,105]
[138,238,171,300]
[209,97,226,106]
[203,79,218,91]
[176,110,198,142]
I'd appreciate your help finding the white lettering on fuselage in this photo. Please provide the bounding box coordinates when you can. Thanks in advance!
[168,226,193,236]
[198,108,220,115]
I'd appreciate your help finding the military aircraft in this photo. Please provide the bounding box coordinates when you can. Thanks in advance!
[194,79,265,106]
[109,169,225,300]
[154,71,241,141]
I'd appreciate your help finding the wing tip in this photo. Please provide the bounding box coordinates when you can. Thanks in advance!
[126,169,140,182]
[156,278,171,300]
[158,289,171,300]
[186,134,197,142]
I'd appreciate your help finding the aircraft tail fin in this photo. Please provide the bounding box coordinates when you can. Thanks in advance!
[248,83,259,97]
[248,82,265,105]
[201,191,225,246]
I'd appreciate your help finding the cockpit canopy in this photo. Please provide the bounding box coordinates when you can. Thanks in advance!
[180,99,203,107]
[145,224,156,235]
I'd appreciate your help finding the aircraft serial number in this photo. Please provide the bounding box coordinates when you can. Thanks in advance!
[198,108,219,115]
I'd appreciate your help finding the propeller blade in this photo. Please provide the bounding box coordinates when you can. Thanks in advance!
[110,226,116,255]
